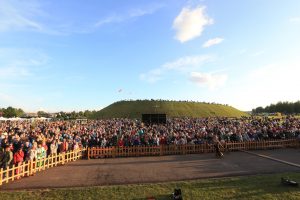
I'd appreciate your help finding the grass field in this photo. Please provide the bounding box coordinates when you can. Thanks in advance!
[1,173,299,200]
[94,100,249,119]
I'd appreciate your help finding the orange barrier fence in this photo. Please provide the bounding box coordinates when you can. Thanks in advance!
[87,139,300,159]
[0,148,86,186]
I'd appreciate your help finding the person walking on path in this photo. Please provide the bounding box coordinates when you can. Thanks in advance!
[213,135,224,158]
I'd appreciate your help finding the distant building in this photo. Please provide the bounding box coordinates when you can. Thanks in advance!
[24,113,38,118]
[49,113,57,118]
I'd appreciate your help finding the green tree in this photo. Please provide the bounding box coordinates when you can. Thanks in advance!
[252,100,300,114]
[2,106,24,118]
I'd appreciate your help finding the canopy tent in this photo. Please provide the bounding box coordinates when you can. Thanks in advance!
[0,117,8,121]
[30,117,51,122]
[9,117,23,121]
[0,117,29,121]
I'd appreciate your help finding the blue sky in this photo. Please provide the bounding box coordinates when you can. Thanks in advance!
[1,0,300,112]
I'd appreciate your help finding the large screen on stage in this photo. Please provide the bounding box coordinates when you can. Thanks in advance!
[142,114,166,124]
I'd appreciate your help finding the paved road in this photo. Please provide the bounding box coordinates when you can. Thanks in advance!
[1,149,300,190]
[249,148,300,165]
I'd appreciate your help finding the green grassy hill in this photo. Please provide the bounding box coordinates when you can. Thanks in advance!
[93,100,248,119]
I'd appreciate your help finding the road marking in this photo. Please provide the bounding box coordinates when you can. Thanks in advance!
[240,150,300,169]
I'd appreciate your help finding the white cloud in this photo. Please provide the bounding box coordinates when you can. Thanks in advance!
[202,37,224,48]
[162,55,212,71]
[94,14,123,27]
[95,4,164,27]
[0,92,14,103]
[139,68,164,83]
[0,0,67,34]
[0,0,42,32]
[250,50,265,57]
[0,0,98,35]
[221,61,300,111]
[189,72,227,89]
[249,63,300,84]
[289,17,300,23]
[140,55,212,83]
[0,66,31,78]
[0,1,163,35]
[0,48,49,79]
[173,6,213,43]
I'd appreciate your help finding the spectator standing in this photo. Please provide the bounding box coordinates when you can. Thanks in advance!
[27,142,38,161]
[42,140,48,157]
[23,141,32,160]
[36,142,46,168]
[13,147,24,179]
[27,142,38,175]
[60,139,69,153]
[0,145,13,178]
[50,140,58,155]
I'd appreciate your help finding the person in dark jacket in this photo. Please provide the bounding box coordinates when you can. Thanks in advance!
[23,141,31,160]
[0,145,13,178]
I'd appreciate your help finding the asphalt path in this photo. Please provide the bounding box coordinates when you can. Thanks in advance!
[1,149,299,190]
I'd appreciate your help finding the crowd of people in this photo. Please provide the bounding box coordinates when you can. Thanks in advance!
[1,116,300,171]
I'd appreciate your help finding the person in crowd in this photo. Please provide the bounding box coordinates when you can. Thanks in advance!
[42,140,48,157]
[23,140,32,160]
[50,140,58,155]
[0,145,13,178]
[60,138,69,153]
[36,142,46,168]
[117,137,124,147]
[0,116,299,167]
[50,140,58,156]
[73,142,79,151]
[27,142,38,175]
[13,147,24,179]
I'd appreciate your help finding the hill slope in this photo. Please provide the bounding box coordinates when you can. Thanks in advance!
[93,100,248,119]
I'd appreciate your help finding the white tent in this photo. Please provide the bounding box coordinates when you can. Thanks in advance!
[38,117,51,121]
[30,117,51,122]
[9,117,20,121]
[0,117,25,121]
[0,117,8,121]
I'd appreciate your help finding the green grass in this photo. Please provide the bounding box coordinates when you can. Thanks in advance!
[1,173,299,200]
[93,100,249,119]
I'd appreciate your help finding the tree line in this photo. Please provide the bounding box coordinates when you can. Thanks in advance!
[0,107,25,118]
[0,106,97,119]
[36,110,98,119]
[252,101,300,114]
[55,110,97,120]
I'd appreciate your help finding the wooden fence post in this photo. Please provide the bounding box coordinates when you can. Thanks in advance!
[87,147,90,160]
[6,166,9,183]
[12,165,15,181]
[0,168,3,186]
[160,145,163,156]
[113,147,116,158]
[29,161,32,175]
[22,162,25,177]
[62,153,65,165]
